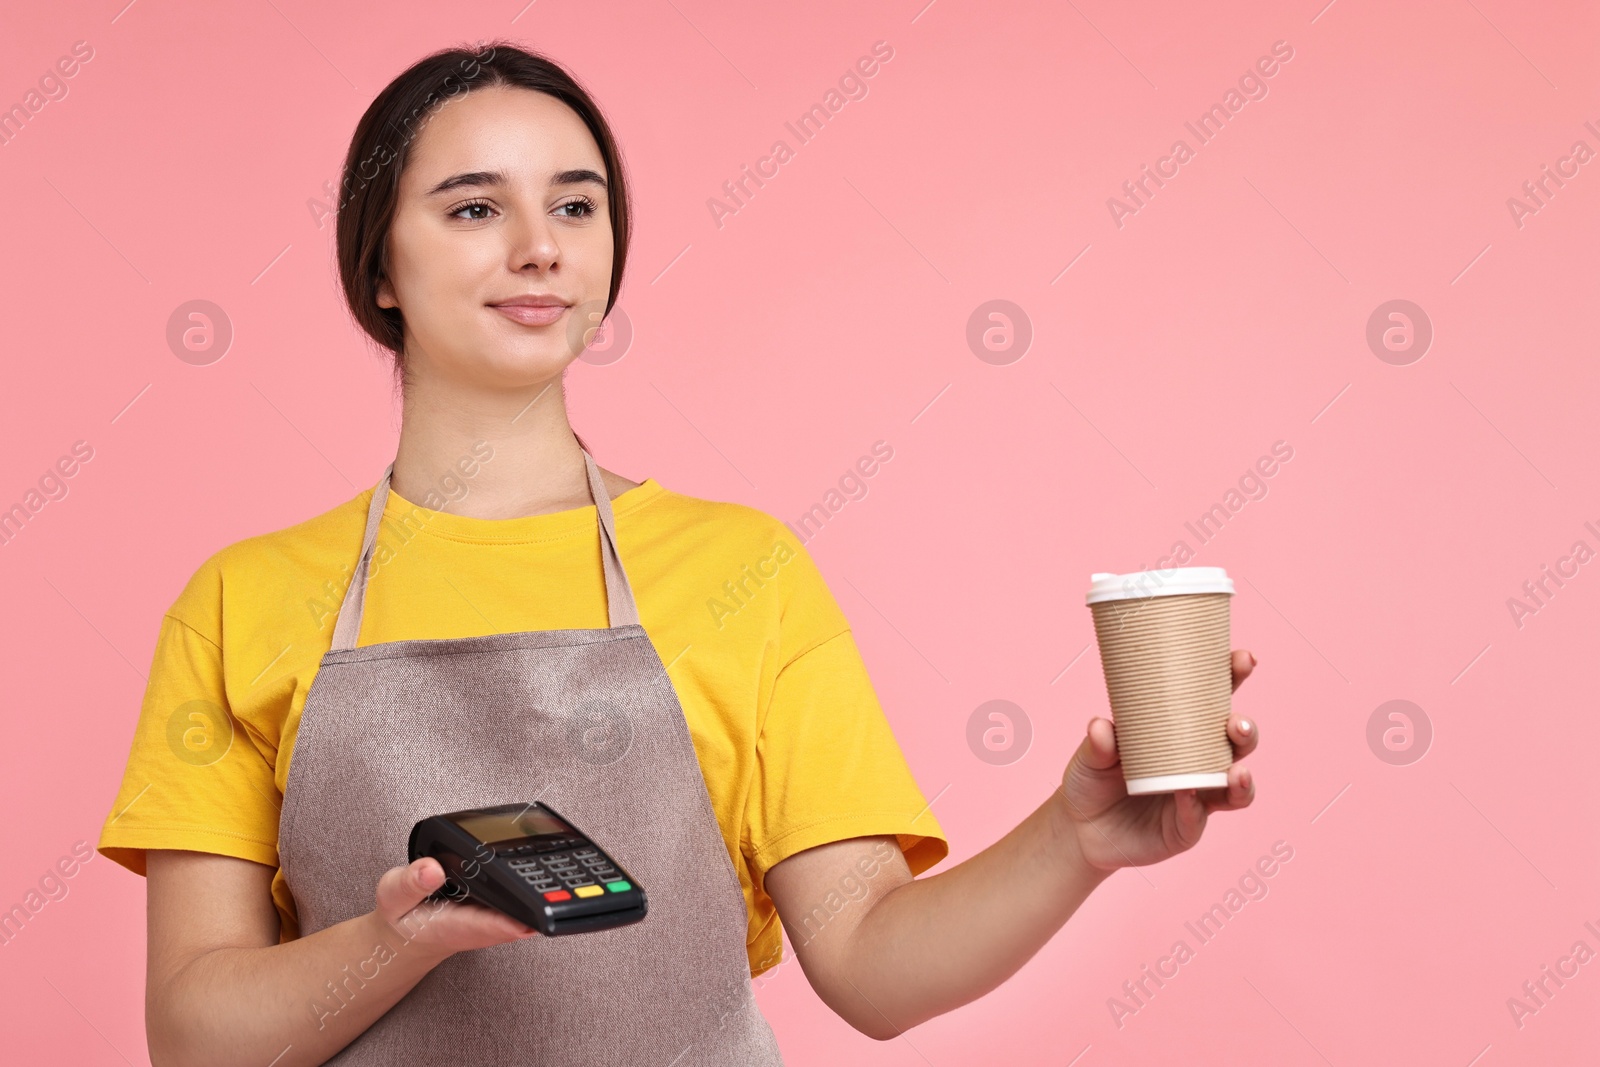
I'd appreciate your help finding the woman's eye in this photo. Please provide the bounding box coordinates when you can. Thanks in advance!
[452,201,493,221]
[556,198,597,219]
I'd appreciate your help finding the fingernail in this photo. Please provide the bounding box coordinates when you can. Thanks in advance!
[1239,719,1253,735]
[1247,652,1257,668]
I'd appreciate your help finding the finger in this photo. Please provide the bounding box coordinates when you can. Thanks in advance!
[462,897,540,939]
[1077,716,1122,772]
[1172,788,1208,850]
[1227,712,1259,759]
[1230,649,1257,691]
[441,893,535,933]
[376,858,445,921]
[1202,764,1256,814]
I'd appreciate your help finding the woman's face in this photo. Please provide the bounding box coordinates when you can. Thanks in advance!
[377,84,613,390]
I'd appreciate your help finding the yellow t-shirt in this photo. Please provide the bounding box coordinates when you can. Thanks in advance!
[97,472,948,976]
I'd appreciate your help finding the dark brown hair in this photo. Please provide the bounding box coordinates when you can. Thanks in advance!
[334,39,631,443]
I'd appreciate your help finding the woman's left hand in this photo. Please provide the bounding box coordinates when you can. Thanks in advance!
[1057,649,1259,873]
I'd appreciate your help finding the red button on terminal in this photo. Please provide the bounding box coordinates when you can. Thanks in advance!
[543,890,571,902]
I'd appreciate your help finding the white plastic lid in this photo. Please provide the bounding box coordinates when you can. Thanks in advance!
[1085,566,1234,604]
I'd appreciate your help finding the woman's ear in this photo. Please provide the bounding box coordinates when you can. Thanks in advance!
[376,274,396,310]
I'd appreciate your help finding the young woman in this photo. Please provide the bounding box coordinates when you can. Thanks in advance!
[98,41,1260,1066]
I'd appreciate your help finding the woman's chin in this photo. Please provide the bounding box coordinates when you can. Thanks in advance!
[460,348,578,390]
[404,328,582,390]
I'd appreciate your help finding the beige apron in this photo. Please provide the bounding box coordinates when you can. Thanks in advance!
[278,450,786,1065]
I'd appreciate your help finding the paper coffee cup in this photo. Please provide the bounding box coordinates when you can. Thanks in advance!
[1085,567,1235,795]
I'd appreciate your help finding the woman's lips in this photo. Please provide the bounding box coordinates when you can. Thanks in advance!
[491,304,568,326]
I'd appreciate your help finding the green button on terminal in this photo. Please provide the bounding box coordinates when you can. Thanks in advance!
[605,880,632,893]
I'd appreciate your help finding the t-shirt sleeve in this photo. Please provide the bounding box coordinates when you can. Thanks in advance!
[97,608,281,878]
[745,539,949,893]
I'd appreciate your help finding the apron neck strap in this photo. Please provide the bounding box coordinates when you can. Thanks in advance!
[329,449,639,651]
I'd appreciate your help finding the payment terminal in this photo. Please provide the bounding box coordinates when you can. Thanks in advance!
[408,802,647,937]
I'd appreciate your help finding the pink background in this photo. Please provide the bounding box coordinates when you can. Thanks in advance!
[2,0,1596,1063]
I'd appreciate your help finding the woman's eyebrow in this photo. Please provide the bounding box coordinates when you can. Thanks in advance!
[552,168,608,189]
[425,168,608,197]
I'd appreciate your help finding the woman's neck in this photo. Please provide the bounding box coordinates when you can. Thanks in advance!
[389,372,604,520]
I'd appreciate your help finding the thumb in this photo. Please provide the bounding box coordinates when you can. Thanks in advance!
[376,857,447,923]
[1172,789,1208,852]
[1075,717,1121,773]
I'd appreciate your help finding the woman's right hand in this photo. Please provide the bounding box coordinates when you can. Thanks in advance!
[149,850,527,1067]
[373,857,540,959]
